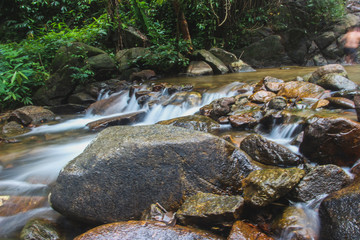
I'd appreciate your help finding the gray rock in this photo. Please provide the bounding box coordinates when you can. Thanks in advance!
[50,125,259,224]
[316,73,358,91]
[193,50,229,74]
[186,61,213,76]
[156,115,220,132]
[240,134,303,167]
[292,164,352,202]
[209,47,238,65]
[319,179,360,240]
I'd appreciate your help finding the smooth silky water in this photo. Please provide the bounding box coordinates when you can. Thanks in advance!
[1,65,359,239]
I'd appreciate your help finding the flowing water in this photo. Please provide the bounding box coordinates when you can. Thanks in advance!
[1,65,360,239]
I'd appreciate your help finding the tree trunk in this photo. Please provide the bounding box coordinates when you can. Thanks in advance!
[106,0,123,52]
[172,0,192,43]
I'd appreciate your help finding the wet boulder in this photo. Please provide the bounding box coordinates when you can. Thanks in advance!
[228,112,259,130]
[299,116,360,167]
[308,64,348,83]
[176,192,244,228]
[277,81,325,99]
[162,92,202,107]
[228,221,274,240]
[86,94,124,115]
[0,196,47,216]
[193,50,229,74]
[74,221,224,240]
[319,179,360,240]
[316,73,358,91]
[68,92,96,106]
[20,218,62,240]
[209,47,237,65]
[50,125,259,224]
[129,69,156,81]
[186,61,213,76]
[9,106,56,126]
[242,168,305,207]
[291,164,351,202]
[240,134,303,167]
[271,206,319,240]
[156,115,220,132]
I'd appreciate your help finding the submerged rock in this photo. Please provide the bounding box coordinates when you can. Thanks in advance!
[20,218,63,240]
[299,116,360,167]
[240,134,303,167]
[74,221,224,240]
[319,179,360,240]
[50,125,258,224]
[176,192,244,228]
[86,111,146,130]
[242,168,305,207]
[156,115,220,132]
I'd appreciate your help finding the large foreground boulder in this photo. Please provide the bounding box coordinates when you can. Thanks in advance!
[50,125,259,224]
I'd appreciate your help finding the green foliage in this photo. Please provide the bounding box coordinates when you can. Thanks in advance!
[0,0,106,42]
[0,44,48,110]
[133,39,190,73]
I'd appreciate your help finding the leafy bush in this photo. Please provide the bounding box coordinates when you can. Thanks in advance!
[0,44,48,110]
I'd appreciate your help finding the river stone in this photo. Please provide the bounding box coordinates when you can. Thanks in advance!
[86,94,124,115]
[311,99,330,110]
[331,89,360,100]
[277,81,325,99]
[162,92,202,107]
[156,115,220,132]
[230,60,255,73]
[291,164,351,202]
[299,116,360,167]
[20,218,62,240]
[228,221,274,240]
[193,50,229,74]
[240,134,303,167]
[74,221,224,240]
[50,125,259,224]
[200,97,236,120]
[2,121,30,137]
[319,179,360,240]
[68,92,96,106]
[115,47,150,71]
[268,97,287,110]
[129,69,156,81]
[308,64,347,83]
[86,111,146,130]
[316,73,358,91]
[9,106,56,126]
[176,192,244,227]
[186,61,213,76]
[242,168,305,207]
[271,206,319,240]
[325,97,355,109]
[0,196,47,216]
[228,113,258,130]
[249,90,276,103]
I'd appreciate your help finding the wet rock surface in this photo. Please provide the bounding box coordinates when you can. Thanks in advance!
[156,115,220,132]
[228,221,274,240]
[74,221,224,240]
[299,116,360,167]
[240,134,303,167]
[242,168,305,207]
[9,106,56,126]
[319,179,360,240]
[292,164,352,202]
[50,125,257,224]
[20,218,63,240]
[176,192,244,228]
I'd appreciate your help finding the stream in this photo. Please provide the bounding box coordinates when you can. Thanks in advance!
[1,65,359,239]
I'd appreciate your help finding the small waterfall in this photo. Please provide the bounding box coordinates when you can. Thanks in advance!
[279,195,327,240]
[266,122,304,154]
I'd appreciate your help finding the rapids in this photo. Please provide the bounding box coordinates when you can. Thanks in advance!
[1,65,359,239]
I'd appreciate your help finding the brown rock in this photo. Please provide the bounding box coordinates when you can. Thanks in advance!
[9,106,56,126]
[325,97,355,109]
[277,81,325,99]
[86,111,146,130]
[0,196,47,216]
[250,91,276,103]
[299,116,360,166]
[74,221,224,240]
[229,114,258,129]
[228,221,274,240]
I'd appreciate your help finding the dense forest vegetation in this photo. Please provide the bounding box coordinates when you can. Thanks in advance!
[0,0,347,110]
